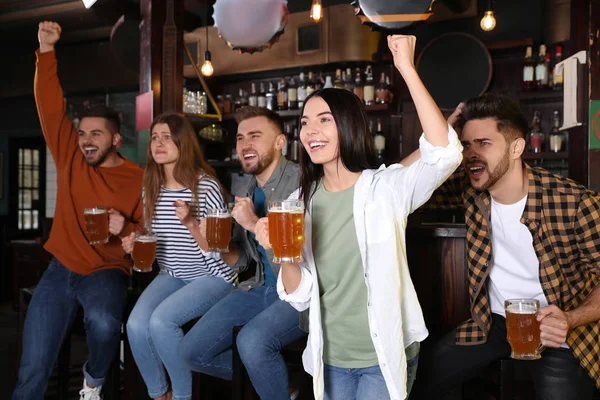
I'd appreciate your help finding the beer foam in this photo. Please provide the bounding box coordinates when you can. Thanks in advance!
[209,214,231,218]
[268,207,303,213]
[84,208,107,215]
[136,235,157,243]
[506,304,537,314]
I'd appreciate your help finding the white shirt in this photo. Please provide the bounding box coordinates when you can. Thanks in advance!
[488,195,547,316]
[277,127,463,400]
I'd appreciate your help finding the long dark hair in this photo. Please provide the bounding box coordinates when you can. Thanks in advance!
[299,88,377,206]
[143,113,224,226]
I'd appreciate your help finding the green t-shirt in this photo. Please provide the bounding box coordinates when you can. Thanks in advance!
[312,182,378,368]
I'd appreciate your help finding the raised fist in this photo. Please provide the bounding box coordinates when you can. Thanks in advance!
[387,34,417,74]
[38,21,62,53]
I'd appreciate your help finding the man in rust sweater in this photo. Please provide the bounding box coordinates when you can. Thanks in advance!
[13,21,143,400]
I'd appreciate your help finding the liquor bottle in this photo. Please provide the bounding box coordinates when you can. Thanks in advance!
[316,72,325,90]
[234,88,248,112]
[344,68,354,91]
[258,82,267,108]
[287,77,298,110]
[306,71,316,96]
[376,73,387,104]
[549,110,565,152]
[553,46,564,91]
[248,82,258,107]
[277,79,288,111]
[297,73,308,109]
[546,52,553,90]
[535,45,549,90]
[334,69,344,89]
[289,127,301,162]
[385,75,393,104]
[522,46,535,91]
[353,67,364,102]
[374,118,386,164]
[364,66,375,105]
[323,75,334,89]
[529,110,543,153]
[266,82,277,111]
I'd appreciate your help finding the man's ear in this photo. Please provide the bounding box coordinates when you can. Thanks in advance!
[276,133,287,151]
[112,132,122,148]
[512,138,526,159]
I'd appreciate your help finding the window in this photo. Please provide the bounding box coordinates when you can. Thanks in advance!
[17,148,41,231]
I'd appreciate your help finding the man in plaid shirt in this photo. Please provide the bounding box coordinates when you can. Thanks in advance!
[411,94,600,399]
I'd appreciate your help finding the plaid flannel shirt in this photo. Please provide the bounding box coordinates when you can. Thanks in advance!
[425,164,600,388]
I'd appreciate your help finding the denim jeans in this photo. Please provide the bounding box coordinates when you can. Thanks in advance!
[126,272,233,400]
[13,258,128,400]
[323,343,420,400]
[180,285,307,400]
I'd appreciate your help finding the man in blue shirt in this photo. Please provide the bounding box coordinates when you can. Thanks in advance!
[181,107,305,400]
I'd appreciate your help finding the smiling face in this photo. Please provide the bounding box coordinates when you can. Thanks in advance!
[150,123,179,166]
[460,118,514,191]
[300,96,340,167]
[236,116,283,175]
[78,117,119,167]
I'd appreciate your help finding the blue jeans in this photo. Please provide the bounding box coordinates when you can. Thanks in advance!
[180,285,306,400]
[13,259,127,400]
[126,272,233,400]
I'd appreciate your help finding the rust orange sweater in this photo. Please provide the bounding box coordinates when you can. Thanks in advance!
[35,49,143,275]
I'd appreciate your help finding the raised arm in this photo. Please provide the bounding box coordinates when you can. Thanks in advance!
[35,21,78,169]
[388,35,448,147]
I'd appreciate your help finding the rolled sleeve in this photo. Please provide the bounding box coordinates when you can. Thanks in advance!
[419,124,463,166]
[276,262,313,312]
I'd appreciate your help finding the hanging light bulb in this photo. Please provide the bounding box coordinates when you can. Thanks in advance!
[201,51,214,76]
[310,0,323,23]
[480,10,496,31]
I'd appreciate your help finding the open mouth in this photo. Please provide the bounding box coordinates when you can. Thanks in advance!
[83,147,98,158]
[308,140,328,152]
[467,164,486,178]
[242,152,258,161]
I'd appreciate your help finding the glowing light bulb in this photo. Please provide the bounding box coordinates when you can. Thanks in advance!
[201,51,214,76]
[311,0,323,23]
[480,10,496,31]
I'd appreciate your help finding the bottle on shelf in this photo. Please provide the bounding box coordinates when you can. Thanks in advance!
[344,67,354,92]
[374,118,386,164]
[385,75,393,104]
[307,71,316,96]
[289,127,301,162]
[549,110,566,152]
[546,52,554,90]
[376,72,387,104]
[529,110,544,153]
[248,82,258,107]
[353,67,364,102]
[216,95,224,114]
[364,65,375,105]
[316,72,325,90]
[234,88,248,112]
[266,82,277,111]
[323,75,334,89]
[224,94,233,114]
[522,46,535,91]
[277,79,288,111]
[298,73,308,109]
[334,69,344,89]
[258,82,267,108]
[553,45,564,91]
[535,44,549,90]
[288,77,298,110]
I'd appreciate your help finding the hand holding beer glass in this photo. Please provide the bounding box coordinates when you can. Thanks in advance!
[267,200,304,263]
[84,206,110,245]
[206,208,232,252]
[132,230,157,273]
[505,299,545,360]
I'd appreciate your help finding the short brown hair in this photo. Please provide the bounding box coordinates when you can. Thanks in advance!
[80,105,121,134]
[234,106,284,135]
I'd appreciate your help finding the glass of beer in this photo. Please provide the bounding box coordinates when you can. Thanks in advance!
[84,206,109,245]
[206,208,232,252]
[133,230,157,273]
[268,199,304,263]
[505,299,545,360]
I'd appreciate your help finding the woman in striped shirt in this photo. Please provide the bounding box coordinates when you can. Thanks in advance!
[123,113,236,400]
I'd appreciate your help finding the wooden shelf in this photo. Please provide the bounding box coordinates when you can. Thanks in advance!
[522,151,568,160]
[518,91,563,103]
[221,103,391,121]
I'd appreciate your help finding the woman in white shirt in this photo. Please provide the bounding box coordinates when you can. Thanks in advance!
[254,35,463,400]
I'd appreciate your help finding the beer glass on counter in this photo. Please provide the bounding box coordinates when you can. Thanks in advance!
[268,199,304,263]
[84,206,109,245]
[206,208,232,252]
[505,298,545,360]
[133,231,157,273]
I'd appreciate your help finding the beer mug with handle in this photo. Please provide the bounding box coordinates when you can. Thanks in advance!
[133,230,157,273]
[84,206,109,245]
[267,199,305,263]
[505,298,546,360]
